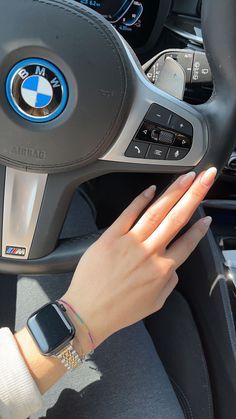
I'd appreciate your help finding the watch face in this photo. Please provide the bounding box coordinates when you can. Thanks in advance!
[27,303,75,355]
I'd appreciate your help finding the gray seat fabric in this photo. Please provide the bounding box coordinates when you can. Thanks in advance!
[146,291,214,419]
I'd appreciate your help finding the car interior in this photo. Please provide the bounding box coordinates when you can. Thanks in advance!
[0,0,235,418]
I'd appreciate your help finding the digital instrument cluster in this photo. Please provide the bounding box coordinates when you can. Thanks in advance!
[77,1,160,48]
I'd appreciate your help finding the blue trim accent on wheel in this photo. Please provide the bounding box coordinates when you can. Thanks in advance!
[5,58,68,123]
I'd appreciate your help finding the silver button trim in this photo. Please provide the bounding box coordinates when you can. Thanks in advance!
[2,167,47,260]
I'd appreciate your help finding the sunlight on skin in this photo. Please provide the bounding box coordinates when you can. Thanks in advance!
[64,168,216,350]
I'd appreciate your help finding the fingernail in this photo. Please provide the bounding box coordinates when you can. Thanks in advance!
[200,167,217,187]
[143,185,156,199]
[202,216,212,228]
[180,171,196,187]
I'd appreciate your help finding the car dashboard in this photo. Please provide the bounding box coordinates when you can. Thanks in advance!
[77,0,171,51]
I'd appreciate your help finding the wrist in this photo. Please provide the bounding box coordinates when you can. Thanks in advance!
[63,306,93,357]
[15,327,66,394]
[61,291,106,353]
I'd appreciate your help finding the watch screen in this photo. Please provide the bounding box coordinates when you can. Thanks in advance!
[27,303,75,355]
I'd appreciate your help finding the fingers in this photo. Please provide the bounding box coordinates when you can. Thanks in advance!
[145,167,217,251]
[130,171,196,242]
[105,185,156,239]
[166,216,212,269]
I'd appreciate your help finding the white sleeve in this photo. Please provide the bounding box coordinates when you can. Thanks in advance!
[0,328,42,419]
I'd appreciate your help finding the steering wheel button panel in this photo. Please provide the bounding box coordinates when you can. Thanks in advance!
[125,141,149,158]
[167,147,189,161]
[145,104,172,127]
[146,144,169,160]
[129,105,193,162]
[126,108,194,162]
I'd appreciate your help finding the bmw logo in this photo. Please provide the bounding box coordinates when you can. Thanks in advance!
[6,58,68,123]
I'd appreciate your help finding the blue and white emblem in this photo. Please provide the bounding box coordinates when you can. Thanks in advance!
[21,75,53,109]
[6,58,68,123]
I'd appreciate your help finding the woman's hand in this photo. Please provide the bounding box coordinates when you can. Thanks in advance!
[63,168,217,354]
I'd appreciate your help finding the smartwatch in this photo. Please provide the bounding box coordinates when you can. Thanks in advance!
[27,302,82,371]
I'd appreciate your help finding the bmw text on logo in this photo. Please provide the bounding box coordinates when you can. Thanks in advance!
[6,58,68,123]
[5,246,26,257]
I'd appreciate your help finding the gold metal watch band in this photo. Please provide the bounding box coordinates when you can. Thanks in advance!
[57,343,82,371]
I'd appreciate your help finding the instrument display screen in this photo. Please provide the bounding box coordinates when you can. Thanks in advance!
[77,1,160,48]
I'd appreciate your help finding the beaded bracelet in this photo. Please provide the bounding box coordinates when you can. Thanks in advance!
[58,298,95,353]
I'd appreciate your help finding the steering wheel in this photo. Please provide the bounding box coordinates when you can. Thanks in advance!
[0,0,235,274]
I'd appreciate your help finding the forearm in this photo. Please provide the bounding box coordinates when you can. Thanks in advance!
[15,328,66,394]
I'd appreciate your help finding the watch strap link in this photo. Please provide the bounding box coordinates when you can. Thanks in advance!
[57,343,82,371]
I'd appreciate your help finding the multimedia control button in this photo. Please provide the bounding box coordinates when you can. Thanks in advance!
[136,124,152,142]
[125,141,149,159]
[146,144,169,160]
[170,115,193,137]
[191,52,212,84]
[174,135,192,148]
[153,56,165,85]
[158,130,175,145]
[176,52,194,84]
[167,147,189,161]
[145,104,172,127]
[146,65,156,83]
[151,129,159,142]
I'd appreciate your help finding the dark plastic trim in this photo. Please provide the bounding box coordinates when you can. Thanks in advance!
[28,160,190,260]
[0,232,102,275]
[135,0,172,56]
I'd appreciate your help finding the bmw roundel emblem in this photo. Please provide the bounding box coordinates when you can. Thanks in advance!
[6,58,68,123]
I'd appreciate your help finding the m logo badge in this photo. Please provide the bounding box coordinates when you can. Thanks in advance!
[5,246,26,257]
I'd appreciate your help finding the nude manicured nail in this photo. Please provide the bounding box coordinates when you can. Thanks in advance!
[143,185,156,199]
[200,167,217,187]
[202,216,212,228]
[180,171,196,187]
